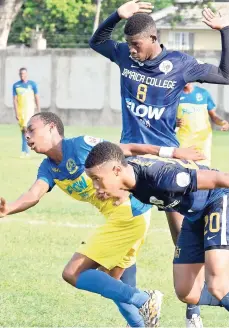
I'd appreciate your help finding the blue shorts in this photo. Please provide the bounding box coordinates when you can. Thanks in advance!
[173,194,229,264]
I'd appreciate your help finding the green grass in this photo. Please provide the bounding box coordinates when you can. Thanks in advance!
[0,125,229,327]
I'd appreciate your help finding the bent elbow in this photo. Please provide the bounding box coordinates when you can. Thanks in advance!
[89,37,96,49]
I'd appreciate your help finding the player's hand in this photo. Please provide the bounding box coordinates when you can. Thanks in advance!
[176,118,184,128]
[117,0,153,20]
[173,146,206,161]
[202,7,229,30]
[15,114,19,121]
[0,197,9,218]
[221,120,229,131]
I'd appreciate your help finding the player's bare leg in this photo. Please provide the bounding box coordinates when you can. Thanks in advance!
[173,256,229,321]
[62,252,99,286]
[173,264,205,304]
[205,249,229,309]
[166,212,183,245]
[167,212,203,327]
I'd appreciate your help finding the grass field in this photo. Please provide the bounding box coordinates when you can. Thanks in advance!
[0,125,229,327]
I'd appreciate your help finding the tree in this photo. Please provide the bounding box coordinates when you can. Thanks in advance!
[9,0,96,48]
[0,0,23,48]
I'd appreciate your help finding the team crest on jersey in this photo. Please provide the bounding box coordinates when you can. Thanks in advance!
[149,196,164,206]
[196,93,203,102]
[84,136,102,147]
[28,85,33,90]
[159,60,173,75]
[66,158,78,174]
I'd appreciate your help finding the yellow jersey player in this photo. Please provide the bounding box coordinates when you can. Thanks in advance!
[13,67,40,158]
[177,83,229,166]
[0,112,203,327]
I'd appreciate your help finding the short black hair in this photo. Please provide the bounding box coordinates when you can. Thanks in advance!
[19,67,27,72]
[85,141,128,169]
[124,13,156,36]
[32,112,64,137]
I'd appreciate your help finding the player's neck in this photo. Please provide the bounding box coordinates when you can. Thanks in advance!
[21,79,28,83]
[148,42,162,60]
[46,138,63,164]
[122,165,136,190]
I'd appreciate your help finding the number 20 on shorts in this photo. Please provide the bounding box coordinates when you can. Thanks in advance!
[204,212,220,235]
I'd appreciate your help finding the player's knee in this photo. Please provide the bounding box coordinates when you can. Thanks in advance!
[175,285,200,304]
[62,265,80,286]
[206,276,224,300]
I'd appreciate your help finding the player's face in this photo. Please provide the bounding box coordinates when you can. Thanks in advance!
[19,70,28,81]
[86,162,124,198]
[126,34,155,62]
[26,117,54,154]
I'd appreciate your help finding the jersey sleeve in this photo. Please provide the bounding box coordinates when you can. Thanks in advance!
[32,81,38,94]
[147,163,198,194]
[182,54,212,83]
[37,159,55,191]
[182,26,229,84]
[12,83,17,96]
[72,136,105,162]
[206,91,216,111]
[89,11,126,65]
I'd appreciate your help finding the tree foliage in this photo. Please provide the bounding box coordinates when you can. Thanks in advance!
[8,0,214,48]
[9,0,95,48]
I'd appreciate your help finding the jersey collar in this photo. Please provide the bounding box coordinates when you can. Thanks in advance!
[144,44,167,68]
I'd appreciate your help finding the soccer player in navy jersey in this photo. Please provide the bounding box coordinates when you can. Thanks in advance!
[85,141,229,318]
[89,1,229,325]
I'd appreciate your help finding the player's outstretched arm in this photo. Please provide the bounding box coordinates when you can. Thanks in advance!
[197,170,229,190]
[202,8,229,84]
[89,1,152,61]
[184,8,229,84]
[0,180,49,218]
[119,143,205,161]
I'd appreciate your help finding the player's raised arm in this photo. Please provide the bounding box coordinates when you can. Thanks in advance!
[119,143,205,161]
[89,0,153,62]
[183,8,229,85]
[197,170,229,190]
[0,180,49,218]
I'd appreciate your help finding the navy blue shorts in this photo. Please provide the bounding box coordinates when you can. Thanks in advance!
[173,194,229,264]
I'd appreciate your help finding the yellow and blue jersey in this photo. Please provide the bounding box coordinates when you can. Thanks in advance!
[37,136,151,218]
[13,80,38,128]
[177,86,215,144]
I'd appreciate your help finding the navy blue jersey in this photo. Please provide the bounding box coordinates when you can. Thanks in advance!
[89,12,219,147]
[128,156,229,221]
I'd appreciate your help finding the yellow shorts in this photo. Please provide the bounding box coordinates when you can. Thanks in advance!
[18,108,34,130]
[78,209,151,270]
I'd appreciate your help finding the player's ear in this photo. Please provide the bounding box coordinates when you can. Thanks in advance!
[49,122,55,132]
[113,165,122,176]
[150,35,157,43]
